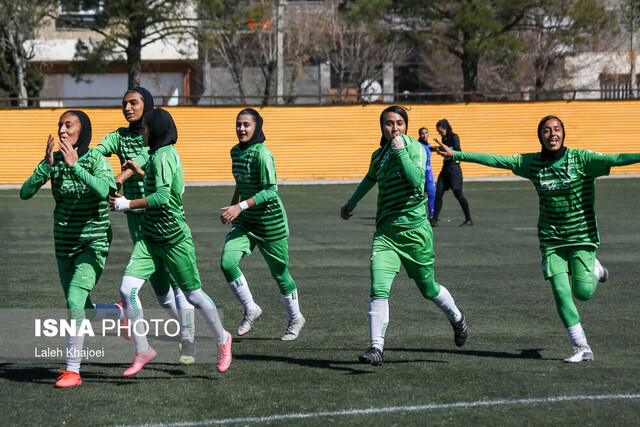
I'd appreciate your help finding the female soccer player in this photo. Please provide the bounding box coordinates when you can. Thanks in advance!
[96,87,197,365]
[220,108,305,341]
[435,115,640,362]
[430,119,473,227]
[341,106,467,366]
[417,127,436,218]
[21,110,123,387]
[110,108,232,375]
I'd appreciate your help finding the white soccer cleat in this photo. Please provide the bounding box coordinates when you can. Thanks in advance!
[237,305,263,336]
[564,345,594,363]
[281,316,306,341]
[594,258,609,283]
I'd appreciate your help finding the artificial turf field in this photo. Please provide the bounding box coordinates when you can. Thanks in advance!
[1,178,640,426]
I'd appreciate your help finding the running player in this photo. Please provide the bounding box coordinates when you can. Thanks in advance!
[20,110,124,387]
[220,108,305,340]
[435,115,640,362]
[417,127,436,218]
[110,108,232,375]
[341,106,468,366]
[95,87,196,365]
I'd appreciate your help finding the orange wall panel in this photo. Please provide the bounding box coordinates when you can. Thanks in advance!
[2,101,640,185]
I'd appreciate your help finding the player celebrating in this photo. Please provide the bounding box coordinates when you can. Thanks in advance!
[96,87,197,365]
[110,108,232,375]
[341,106,467,366]
[220,108,305,340]
[21,110,124,387]
[435,115,640,362]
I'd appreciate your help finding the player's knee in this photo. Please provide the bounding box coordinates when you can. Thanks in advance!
[572,281,594,301]
[220,253,237,273]
[370,288,390,299]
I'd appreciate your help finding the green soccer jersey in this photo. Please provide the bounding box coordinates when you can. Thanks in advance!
[95,128,147,204]
[230,143,288,241]
[348,134,427,228]
[20,149,116,257]
[141,145,190,247]
[453,148,640,253]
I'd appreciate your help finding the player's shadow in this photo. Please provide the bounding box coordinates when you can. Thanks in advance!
[232,353,446,375]
[0,362,219,385]
[387,347,544,360]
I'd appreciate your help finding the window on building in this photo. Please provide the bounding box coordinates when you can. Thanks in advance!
[599,73,632,100]
[57,0,103,29]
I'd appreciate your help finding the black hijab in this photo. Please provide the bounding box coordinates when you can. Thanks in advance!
[379,105,409,146]
[127,87,155,135]
[145,108,177,154]
[237,108,266,149]
[537,115,567,161]
[62,110,92,158]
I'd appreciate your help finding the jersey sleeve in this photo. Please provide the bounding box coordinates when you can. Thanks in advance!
[94,131,119,157]
[582,150,640,177]
[19,160,51,200]
[453,151,531,179]
[70,152,116,199]
[395,135,426,188]
[146,150,175,207]
[258,146,278,187]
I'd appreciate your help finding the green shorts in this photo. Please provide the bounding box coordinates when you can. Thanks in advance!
[125,236,202,292]
[542,246,596,281]
[57,250,108,293]
[370,222,439,299]
[223,227,290,268]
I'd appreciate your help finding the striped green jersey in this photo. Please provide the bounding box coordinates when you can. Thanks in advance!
[350,135,427,228]
[453,148,640,254]
[142,145,190,247]
[230,143,288,241]
[20,149,115,257]
[95,128,146,207]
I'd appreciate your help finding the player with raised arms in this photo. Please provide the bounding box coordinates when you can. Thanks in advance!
[21,110,124,387]
[110,108,232,375]
[435,115,640,362]
[96,87,197,365]
[341,105,468,366]
[220,108,305,341]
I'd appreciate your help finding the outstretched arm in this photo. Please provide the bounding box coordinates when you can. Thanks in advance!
[434,139,518,171]
[341,175,376,220]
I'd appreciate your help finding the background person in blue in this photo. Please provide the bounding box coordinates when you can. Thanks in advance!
[417,127,436,219]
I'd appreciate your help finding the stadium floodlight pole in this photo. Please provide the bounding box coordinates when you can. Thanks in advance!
[276,0,285,105]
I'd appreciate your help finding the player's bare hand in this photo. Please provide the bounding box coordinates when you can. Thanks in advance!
[123,160,144,177]
[433,138,453,157]
[220,205,242,224]
[45,134,55,166]
[341,204,353,220]
[58,138,78,167]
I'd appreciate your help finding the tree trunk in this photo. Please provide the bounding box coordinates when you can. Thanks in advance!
[126,39,142,89]
[4,24,28,107]
[461,55,478,102]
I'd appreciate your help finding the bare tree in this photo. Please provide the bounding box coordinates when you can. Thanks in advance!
[0,1,56,106]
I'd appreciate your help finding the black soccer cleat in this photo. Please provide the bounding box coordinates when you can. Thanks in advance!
[359,346,384,366]
[451,307,467,347]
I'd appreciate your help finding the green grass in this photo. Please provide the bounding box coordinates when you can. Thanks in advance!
[1,179,640,426]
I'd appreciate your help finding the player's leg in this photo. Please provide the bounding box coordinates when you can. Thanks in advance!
[543,250,593,362]
[426,180,436,218]
[120,240,157,376]
[451,167,472,226]
[402,225,466,347]
[167,237,231,372]
[221,228,261,335]
[359,228,400,365]
[431,176,445,226]
[149,269,196,364]
[257,238,305,341]
[570,248,607,302]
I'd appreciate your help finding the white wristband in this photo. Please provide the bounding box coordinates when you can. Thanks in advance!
[239,200,249,211]
[115,197,131,212]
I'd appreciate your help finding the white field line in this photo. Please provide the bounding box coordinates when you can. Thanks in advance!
[124,393,640,427]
